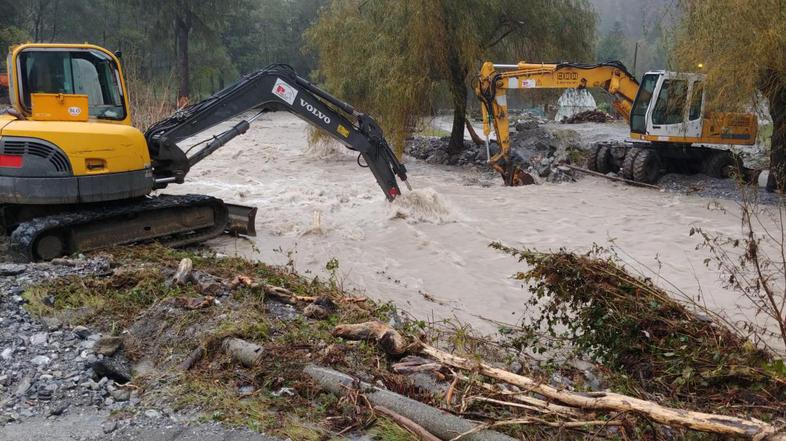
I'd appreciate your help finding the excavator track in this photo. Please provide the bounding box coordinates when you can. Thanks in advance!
[10,194,229,261]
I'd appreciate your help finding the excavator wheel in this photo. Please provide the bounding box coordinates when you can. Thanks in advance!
[632,149,662,184]
[595,145,613,174]
[702,151,743,179]
[621,147,642,180]
[586,144,602,172]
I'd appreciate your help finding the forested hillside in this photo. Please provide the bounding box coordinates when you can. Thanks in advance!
[0,0,326,101]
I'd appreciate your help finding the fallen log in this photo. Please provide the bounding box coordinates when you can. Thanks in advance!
[304,364,517,441]
[374,405,442,441]
[177,346,205,371]
[222,337,265,368]
[565,164,661,190]
[332,321,407,355]
[420,344,784,440]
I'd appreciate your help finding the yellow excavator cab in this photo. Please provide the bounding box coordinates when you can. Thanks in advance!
[7,43,132,125]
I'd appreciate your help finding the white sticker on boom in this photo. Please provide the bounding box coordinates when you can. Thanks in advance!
[68,106,82,117]
[520,79,536,88]
[272,78,298,105]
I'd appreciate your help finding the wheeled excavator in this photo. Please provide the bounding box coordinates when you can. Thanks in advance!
[0,43,409,260]
[475,60,758,185]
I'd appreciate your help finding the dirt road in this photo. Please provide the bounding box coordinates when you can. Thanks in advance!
[171,112,758,336]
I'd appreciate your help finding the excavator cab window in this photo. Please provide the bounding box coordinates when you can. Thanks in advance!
[630,73,658,133]
[652,79,688,125]
[688,81,703,121]
[17,49,125,120]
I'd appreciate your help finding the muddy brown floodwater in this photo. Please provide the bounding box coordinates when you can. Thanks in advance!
[168,112,770,342]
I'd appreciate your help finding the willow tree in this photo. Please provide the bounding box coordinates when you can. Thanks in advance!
[675,0,786,190]
[305,0,594,155]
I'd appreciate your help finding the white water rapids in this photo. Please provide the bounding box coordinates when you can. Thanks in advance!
[168,112,769,340]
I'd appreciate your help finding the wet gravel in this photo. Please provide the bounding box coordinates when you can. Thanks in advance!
[0,255,283,440]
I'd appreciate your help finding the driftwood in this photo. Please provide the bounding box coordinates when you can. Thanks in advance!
[172,258,194,285]
[305,364,517,441]
[332,321,407,355]
[565,164,661,190]
[374,405,442,441]
[222,337,264,368]
[230,275,366,305]
[173,296,214,310]
[464,119,484,146]
[420,344,784,440]
[178,346,205,371]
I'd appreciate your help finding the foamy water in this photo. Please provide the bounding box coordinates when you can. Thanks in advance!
[168,112,778,346]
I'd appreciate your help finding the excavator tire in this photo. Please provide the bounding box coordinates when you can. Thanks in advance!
[586,144,602,172]
[10,194,229,261]
[702,151,743,179]
[621,147,642,180]
[595,145,613,174]
[632,149,662,184]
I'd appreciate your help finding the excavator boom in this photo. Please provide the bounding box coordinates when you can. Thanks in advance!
[146,64,408,200]
[475,60,639,185]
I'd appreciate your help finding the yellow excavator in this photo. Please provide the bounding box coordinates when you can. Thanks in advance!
[0,43,409,260]
[475,60,758,185]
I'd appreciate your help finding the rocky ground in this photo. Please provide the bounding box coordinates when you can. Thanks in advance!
[0,254,287,440]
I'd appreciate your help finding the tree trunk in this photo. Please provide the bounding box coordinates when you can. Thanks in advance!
[447,53,468,155]
[175,2,192,105]
[766,81,786,192]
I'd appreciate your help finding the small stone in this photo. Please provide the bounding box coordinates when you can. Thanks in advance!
[104,397,114,406]
[109,388,130,402]
[31,355,51,366]
[42,317,63,331]
[14,376,32,397]
[49,403,68,416]
[94,336,123,356]
[144,409,161,419]
[1,348,13,360]
[91,356,132,384]
[30,333,48,346]
[102,420,118,434]
[0,264,26,276]
[303,304,329,320]
[72,326,90,339]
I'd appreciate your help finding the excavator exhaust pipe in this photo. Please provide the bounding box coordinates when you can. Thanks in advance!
[225,203,257,236]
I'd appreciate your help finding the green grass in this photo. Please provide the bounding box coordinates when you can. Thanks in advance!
[415,126,450,137]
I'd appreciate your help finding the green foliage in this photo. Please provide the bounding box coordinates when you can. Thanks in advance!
[675,0,786,187]
[490,242,786,406]
[596,21,626,62]
[306,0,595,155]
[1,0,325,100]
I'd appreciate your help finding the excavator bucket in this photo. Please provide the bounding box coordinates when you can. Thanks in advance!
[225,203,257,236]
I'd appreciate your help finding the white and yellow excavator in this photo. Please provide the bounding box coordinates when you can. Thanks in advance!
[475,60,758,185]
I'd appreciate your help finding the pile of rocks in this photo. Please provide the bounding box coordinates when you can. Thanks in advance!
[406,121,583,183]
[0,257,139,429]
[560,109,614,124]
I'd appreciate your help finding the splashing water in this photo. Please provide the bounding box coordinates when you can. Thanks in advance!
[555,89,597,121]
[388,188,457,224]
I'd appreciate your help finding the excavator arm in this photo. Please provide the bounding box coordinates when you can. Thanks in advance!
[474,60,639,185]
[145,64,409,200]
